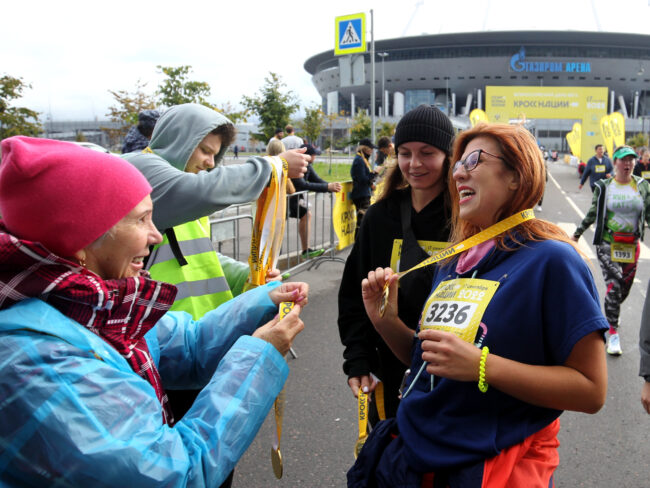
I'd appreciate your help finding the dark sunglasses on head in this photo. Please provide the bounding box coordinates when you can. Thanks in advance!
[453,149,508,173]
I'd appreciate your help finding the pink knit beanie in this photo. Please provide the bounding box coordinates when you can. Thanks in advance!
[0,136,152,257]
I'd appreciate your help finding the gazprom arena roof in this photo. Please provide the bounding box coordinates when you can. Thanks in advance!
[304,30,650,116]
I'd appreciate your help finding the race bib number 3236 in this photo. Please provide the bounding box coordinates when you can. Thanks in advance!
[420,278,500,343]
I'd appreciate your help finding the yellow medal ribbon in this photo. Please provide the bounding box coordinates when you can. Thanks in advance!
[379,209,536,317]
[353,389,369,459]
[271,301,294,479]
[247,157,288,290]
[374,380,386,421]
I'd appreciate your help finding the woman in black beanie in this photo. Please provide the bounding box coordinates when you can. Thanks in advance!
[337,105,454,425]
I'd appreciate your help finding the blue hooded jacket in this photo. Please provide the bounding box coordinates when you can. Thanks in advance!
[0,282,287,487]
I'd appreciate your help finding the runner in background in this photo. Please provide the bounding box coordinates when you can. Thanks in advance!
[579,144,613,192]
[350,123,607,487]
[338,105,454,425]
[574,145,650,355]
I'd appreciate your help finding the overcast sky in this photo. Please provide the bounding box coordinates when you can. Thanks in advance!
[2,0,649,121]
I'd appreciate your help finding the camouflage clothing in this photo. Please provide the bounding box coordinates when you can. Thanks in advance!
[575,175,650,329]
[595,241,640,328]
[574,175,650,244]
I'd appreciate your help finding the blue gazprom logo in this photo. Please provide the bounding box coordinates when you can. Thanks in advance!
[510,47,591,73]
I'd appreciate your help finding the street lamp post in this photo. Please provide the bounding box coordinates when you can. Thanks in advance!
[378,52,389,118]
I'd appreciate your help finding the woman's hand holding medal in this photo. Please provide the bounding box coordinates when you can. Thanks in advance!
[361,267,400,328]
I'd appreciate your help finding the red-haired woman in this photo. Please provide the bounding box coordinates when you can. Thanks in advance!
[351,123,608,487]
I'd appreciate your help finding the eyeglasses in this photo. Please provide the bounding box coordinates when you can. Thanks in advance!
[453,149,508,173]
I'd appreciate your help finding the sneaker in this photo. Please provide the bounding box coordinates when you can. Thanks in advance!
[301,248,325,259]
[606,333,622,356]
[536,205,542,212]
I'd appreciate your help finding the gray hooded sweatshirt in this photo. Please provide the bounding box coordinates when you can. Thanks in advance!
[123,103,271,231]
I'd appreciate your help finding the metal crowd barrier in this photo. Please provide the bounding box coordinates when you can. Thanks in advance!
[282,190,346,275]
[208,189,346,278]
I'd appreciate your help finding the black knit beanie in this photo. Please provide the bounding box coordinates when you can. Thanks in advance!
[394,105,455,154]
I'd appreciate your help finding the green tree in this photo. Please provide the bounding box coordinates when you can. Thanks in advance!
[157,65,212,107]
[0,75,41,139]
[214,101,248,124]
[299,104,325,144]
[378,121,397,139]
[241,72,299,141]
[349,108,371,144]
[626,132,649,149]
[102,79,157,149]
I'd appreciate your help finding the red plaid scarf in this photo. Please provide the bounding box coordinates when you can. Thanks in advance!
[0,224,177,424]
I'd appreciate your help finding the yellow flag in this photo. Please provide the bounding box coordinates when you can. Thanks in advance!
[566,122,582,160]
[600,115,615,158]
[333,181,357,250]
[609,112,626,151]
[469,109,488,127]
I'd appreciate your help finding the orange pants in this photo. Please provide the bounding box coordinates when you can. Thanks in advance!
[422,419,560,488]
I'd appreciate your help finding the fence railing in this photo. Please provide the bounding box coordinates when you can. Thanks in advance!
[209,190,345,277]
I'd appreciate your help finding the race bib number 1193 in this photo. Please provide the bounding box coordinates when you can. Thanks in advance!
[420,278,500,343]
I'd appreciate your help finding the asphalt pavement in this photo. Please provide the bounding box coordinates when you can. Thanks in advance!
[233,160,650,488]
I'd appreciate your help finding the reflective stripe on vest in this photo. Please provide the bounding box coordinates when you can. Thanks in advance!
[148,217,233,320]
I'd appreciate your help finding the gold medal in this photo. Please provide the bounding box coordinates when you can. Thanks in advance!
[353,436,367,459]
[378,283,390,317]
[270,302,293,478]
[271,446,283,479]
[378,209,535,317]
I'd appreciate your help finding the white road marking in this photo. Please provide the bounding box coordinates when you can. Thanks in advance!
[556,222,596,259]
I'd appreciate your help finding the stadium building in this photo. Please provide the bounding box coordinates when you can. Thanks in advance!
[304,30,650,155]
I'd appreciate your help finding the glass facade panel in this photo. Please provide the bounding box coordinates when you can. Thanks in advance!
[405,89,436,112]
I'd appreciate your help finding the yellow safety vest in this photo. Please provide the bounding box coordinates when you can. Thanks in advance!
[148,217,233,320]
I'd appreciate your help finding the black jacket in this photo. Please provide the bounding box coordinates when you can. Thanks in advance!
[291,164,329,193]
[337,188,450,418]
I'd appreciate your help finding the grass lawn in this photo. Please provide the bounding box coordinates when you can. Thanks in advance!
[227,153,353,183]
[311,161,352,183]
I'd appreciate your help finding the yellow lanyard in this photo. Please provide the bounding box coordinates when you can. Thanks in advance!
[379,209,535,316]
[353,389,369,459]
[374,381,386,421]
[271,301,294,479]
[247,157,288,289]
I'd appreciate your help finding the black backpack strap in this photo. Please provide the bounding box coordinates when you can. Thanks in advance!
[165,228,188,266]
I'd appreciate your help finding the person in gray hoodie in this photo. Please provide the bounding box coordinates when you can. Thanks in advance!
[124,103,307,233]
[124,104,308,438]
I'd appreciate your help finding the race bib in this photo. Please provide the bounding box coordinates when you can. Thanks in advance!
[594,165,606,173]
[611,242,635,263]
[390,239,448,272]
[420,278,500,344]
[642,171,650,180]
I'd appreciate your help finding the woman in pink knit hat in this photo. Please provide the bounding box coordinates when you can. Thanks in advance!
[0,136,308,487]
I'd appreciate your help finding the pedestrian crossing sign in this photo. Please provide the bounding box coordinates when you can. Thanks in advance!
[335,13,366,55]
